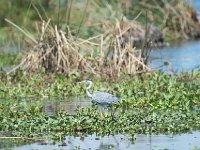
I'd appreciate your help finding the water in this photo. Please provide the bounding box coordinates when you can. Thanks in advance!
[149,41,200,72]
[2,132,200,150]
[191,0,200,11]
[41,97,92,115]
[0,96,92,116]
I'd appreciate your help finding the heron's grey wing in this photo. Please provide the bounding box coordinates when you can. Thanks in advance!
[92,91,120,105]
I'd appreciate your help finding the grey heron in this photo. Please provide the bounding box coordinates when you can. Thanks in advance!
[79,79,121,105]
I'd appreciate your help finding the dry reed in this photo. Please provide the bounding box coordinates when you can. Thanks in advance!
[6,18,152,79]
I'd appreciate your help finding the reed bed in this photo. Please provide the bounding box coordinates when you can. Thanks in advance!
[6,18,151,79]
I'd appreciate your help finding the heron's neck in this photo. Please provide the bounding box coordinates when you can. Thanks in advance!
[86,89,92,98]
[86,81,93,98]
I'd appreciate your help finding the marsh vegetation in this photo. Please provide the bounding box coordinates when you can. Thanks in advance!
[0,71,199,141]
[0,0,200,149]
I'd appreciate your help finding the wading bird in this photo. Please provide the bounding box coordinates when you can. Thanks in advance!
[79,79,121,105]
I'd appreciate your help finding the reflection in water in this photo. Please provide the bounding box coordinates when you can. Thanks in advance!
[150,41,200,72]
[42,97,92,115]
[11,132,200,150]
[0,96,92,116]
[41,97,120,116]
[0,96,118,116]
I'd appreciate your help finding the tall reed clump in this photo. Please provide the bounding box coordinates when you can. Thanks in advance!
[97,18,152,78]
[6,18,151,79]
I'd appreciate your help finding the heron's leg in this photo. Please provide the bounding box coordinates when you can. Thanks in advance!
[111,104,119,121]
[98,105,108,118]
[99,105,104,114]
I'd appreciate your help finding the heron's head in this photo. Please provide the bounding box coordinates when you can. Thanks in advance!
[78,79,92,84]
[78,79,93,89]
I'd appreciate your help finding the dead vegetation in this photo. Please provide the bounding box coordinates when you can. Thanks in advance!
[136,0,200,40]
[5,0,200,80]
[5,18,152,79]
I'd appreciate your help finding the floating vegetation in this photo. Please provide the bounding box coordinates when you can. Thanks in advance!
[0,71,199,140]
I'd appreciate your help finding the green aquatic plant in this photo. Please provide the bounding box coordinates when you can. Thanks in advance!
[0,71,199,140]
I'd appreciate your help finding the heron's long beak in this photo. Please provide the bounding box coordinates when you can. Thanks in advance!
[77,80,86,84]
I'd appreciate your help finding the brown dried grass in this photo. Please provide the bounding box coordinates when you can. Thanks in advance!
[6,18,152,79]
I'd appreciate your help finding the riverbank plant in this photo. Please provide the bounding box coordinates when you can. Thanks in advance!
[1,0,200,46]
[5,18,151,77]
[3,0,200,77]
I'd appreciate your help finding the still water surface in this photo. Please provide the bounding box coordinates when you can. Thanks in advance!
[6,132,200,150]
[150,41,200,72]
